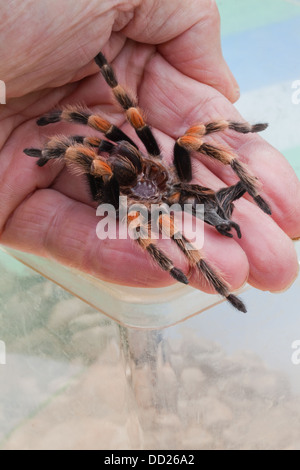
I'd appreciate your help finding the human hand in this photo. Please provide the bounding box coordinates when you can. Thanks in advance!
[0,0,299,297]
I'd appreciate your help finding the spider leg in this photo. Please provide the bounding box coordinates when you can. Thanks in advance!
[204,181,246,238]
[24,135,104,166]
[174,133,271,215]
[36,105,138,149]
[158,213,246,313]
[199,202,241,239]
[183,120,268,138]
[94,52,161,158]
[202,181,246,238]
[24,136,120,204]
[171,182,244,238]
[127,211,188,284]
[215,181,246,218]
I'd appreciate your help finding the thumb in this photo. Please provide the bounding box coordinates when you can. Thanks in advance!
[157,2,240,103]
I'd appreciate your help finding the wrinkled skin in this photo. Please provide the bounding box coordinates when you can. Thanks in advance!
[0,0,299,296]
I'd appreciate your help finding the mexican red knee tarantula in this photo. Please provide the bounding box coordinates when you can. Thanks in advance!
[24,52,271,313]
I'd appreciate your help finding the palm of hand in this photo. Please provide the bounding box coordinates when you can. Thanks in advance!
[1,40,299,296]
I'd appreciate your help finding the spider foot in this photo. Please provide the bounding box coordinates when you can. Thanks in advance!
[216,220,242,239]
[170,267,189,285]
[23,148,48,167]
[253,195,272,215]
[226,294,247,313]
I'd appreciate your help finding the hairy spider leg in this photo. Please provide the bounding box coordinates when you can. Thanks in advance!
[94,52,161,158]
[182,120,268,138]
[170,182,244,238]
[174,128,271,215]
[24,135,105,166]
[197,182,245,238]
[198,201,242,239]
[25,136,120,203]
[25,136,146,206]
[158,213,246,313]
[173,120,268,182]
[36,105,138,149]
[127,211,188,284]
[215,181,247,219]
[203,182,246,238]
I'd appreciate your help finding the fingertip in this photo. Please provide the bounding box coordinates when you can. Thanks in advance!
[233,200,300,293]
[231,85,241,104]
[189,227,249,294]
[219,62,240,103]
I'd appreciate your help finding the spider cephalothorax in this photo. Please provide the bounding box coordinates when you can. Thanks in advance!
[24,52,271,313]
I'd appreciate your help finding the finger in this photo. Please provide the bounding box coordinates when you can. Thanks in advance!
[229,198,299,292]
[157,132,299,292]
[158,3,240,102]
[123,0,239,102]
[0,188,249,294]
[0,128,62,235]
[1,0,115,98]
[138,54,300,238]
[201,138,300,240]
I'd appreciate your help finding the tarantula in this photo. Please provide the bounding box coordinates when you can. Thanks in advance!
[24,52,271,313]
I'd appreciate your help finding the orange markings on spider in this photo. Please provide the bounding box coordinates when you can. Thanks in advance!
[65,145,96,161]
[178,135,203,151]
[88,115,111,133]
[85,137,102,147]
[186,124,206,137]
[126,107,145,130]
[159,214,176,237]
[91,160,113,181]
[168,192,181,203]
[127,211,140,223]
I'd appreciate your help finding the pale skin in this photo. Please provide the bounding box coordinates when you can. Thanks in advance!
[0,0,300,296]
